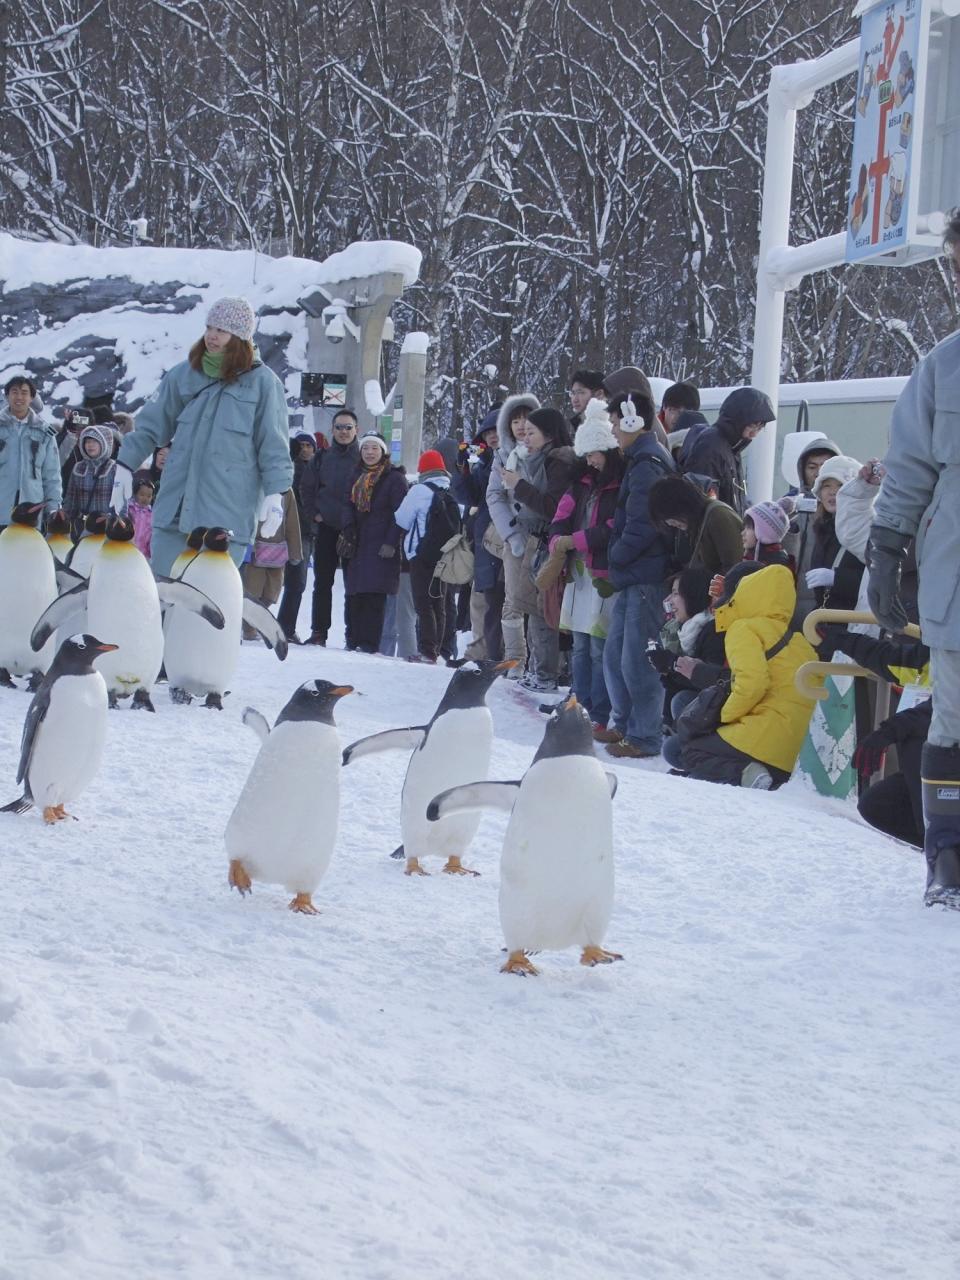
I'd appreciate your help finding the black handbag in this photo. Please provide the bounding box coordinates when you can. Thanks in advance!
[676,629,794,743]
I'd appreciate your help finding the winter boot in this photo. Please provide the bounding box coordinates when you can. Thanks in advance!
[921,742,960,909]
[501,618,526,678]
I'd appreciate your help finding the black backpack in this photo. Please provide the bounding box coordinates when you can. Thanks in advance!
[418,482,462,566]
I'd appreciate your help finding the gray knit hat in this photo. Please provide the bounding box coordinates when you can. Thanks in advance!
[206,296,256,342]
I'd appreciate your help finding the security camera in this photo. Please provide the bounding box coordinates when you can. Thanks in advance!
[325,313,346,344]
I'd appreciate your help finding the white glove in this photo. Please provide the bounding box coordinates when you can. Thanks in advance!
[110,463,133,514]
[805,567,835,589]
[259,493,284,538]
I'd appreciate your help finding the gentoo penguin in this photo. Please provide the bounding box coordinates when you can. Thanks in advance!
[164,527,288,709]
[30,516,224,711]
[226,680,353,914]
[0,503,57,691]
[427,694,622,975]
[1,634,118,823]
[66,512,107,578]
[342,659,516,876]
[45,510,73,563]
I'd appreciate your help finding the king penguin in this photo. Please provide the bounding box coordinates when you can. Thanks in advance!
[45,510,73,564]
[66,512,107,579]
[342,659,515,877]
[1,634,118,823]
[169,525,208,580]
[30,516,225,710]
[0,503,58,691]
[164,527,288,708]
[427,694,622,975]
[226,680,353,914]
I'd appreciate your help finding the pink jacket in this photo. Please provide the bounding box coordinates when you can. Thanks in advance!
[127,499,153,559]
[548,469,622,577]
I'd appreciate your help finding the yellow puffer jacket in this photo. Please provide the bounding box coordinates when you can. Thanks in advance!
[713,564,818,772]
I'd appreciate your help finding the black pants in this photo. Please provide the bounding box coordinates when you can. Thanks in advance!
[409,557,445,660]
[350,593,386,653]
[277,540,310,638]
[858,735,924,847]
[682,732,790,788]
[441,584,458,660]
[311,522,346,640]
[483,578,505,662]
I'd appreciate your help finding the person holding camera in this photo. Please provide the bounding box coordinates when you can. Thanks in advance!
[0,375,62,529]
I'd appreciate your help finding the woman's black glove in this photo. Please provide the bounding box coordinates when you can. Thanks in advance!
[647,645,674,675]
[852,724,895,778]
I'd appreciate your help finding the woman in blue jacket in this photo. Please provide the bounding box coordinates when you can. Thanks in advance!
[111,297,293,574]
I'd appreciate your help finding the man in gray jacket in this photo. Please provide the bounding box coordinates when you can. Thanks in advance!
[0,375,62,527]
[867,211,960,907]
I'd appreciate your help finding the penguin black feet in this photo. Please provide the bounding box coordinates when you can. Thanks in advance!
[204,693,223,711]
[442,856,480,877]
[228,859,252,896]
[0,668,16,689]
[26,671,44,693]
[132,688,156,712]
[169,686,193,706]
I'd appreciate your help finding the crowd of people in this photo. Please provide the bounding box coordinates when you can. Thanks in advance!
[0,295,931,819]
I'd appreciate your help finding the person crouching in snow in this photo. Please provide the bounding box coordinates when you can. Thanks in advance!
[126,478,155,559]
[63,424,117,539]
[676,562,818,789]
[741,497,797,572]
[394,450,461,663]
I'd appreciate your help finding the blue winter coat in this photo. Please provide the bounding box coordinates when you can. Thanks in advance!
[117,360,293,545]
[0,407,62,520]
[344,466,408,596]
[607,432,676,589]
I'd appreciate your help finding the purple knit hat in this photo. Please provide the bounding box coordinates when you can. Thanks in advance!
[745,496,795,545]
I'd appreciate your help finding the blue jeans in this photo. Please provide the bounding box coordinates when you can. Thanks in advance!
[603,583,665,752]
[572,631,610,725]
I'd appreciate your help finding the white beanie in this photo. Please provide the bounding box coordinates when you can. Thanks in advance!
[206,296,256,342]
[359,430,388,456]
[574,398,619,456]
[813,455,861,496]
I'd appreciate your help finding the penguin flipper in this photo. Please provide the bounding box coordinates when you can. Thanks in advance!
[155,577,226,630]
[30,582,88,652]
[427,781,521,822]
[342,728,426,767]
[241,598,288,660]
[16,686,51,786]
[54,562,85,594]
[242,707,271,744]
[605,772,618,799]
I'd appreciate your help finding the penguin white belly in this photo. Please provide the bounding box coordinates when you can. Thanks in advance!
[164,557,241,695]
[69,537,102,579]
[225,722,341,893]
[401,707,494,860]
[87,550,163,693]
[499,756,614,953]
[0,535,57,673]
[28,673,109,807]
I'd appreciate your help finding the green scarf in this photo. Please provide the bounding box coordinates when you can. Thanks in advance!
[202,350,225,379]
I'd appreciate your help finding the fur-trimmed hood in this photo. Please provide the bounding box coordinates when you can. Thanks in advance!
[495,393,540,456]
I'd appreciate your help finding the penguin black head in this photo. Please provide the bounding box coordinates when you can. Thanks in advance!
[533,693,595,763]
[9,502,45,527]
[275,679,354,727]
[45,508,71,537]
[186,526,209,550]
[51,633,119,675]
[85,512,108,536]
[106,515,135,542]
[432,659,518,719]
[203,527,231,553]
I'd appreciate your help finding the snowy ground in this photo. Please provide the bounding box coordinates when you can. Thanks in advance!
[2,582,959,1280]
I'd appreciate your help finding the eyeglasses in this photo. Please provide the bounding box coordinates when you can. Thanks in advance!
[333,422,355,430]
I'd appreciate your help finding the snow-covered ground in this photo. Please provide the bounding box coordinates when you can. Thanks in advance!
[2,582,958,1280]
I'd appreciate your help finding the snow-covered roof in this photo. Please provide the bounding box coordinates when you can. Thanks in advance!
[314,241,422,289]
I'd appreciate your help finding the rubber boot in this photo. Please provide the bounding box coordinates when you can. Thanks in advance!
[921,742,960,909]
[501,618,526,677]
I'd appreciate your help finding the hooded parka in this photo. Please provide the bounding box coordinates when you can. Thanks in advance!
[681,388,776,515]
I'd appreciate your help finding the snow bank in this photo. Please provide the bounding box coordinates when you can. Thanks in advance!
[0,577,958,1279]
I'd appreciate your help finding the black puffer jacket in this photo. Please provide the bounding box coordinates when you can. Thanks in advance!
[300,439,361,530]
[681,388,775,516]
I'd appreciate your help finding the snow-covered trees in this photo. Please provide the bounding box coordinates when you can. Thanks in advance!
[2,0,953,430]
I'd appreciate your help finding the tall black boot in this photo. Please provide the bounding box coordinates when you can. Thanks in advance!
[921,742,960,909]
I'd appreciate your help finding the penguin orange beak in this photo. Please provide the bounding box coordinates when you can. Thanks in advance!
[495,659,520,670]
[564,693,579,709]
[95,643,120,653]
[330,685,354,697]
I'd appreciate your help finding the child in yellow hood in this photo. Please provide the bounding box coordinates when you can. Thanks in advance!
[681,563,818,789]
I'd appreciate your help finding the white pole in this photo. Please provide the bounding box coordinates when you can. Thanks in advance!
[746,68,798,504]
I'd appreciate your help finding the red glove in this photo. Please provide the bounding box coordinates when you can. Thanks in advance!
[852,728,892,778]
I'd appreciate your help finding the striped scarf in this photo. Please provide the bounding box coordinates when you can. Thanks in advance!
[351,458,389,512]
